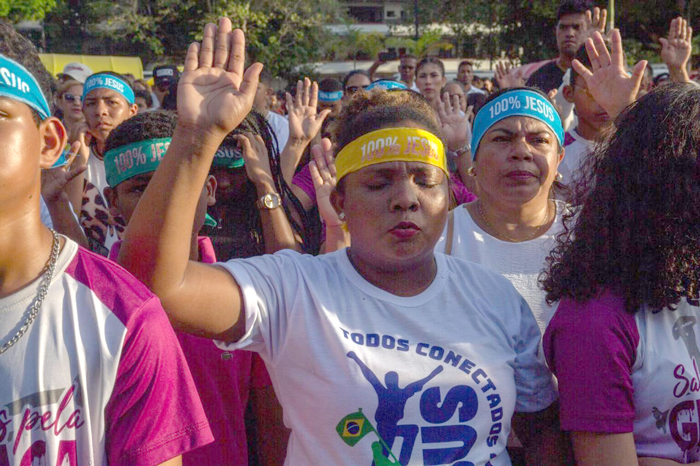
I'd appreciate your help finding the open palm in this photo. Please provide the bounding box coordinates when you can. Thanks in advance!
[438,93,471,151]
[572,29,647,119]
[177,19,263,138]
[660,17,692,71]
[287,78,330,143]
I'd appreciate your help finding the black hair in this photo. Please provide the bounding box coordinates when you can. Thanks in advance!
[458,60,474,69]
[542,83,700,313]
[401,54,418,61]
[160,81,178,111]
[211,111,319,255]
[569,45,593,83]
[557,0,593,21]
[105,110,177,152]
[416,57,445,78]
[135,89,153,108]
[342,70,371,90]
[319,78,343,93]
[0,19,55,124]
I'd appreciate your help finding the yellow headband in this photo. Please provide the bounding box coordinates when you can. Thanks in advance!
[335,127,448,181]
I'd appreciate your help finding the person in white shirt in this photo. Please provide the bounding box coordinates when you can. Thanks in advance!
[457,61,486,96]
[119,18,566,466]
[254,68,289,150]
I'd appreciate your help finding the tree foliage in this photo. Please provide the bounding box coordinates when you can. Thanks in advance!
[1,0,57,21]
[43,0,342,80]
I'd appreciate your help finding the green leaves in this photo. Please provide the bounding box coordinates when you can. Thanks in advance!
[0,0,57,21]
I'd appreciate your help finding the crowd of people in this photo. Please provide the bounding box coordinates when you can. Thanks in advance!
[2,0,700,464]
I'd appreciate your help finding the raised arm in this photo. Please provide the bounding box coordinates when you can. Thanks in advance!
[237,131,301,253]
[280,78,330,185]
[572,29,647,119]
[118,19,262,343]
[660,17,693,84]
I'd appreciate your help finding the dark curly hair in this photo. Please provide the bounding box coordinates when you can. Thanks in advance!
[541,83,700,313]
[331,88,442,152]
[105,110,177,152]
[0,19,55,124]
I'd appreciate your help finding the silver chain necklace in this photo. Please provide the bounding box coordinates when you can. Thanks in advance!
[0,230,60,355]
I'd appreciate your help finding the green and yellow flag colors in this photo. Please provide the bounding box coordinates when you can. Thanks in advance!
[336,409,373,446]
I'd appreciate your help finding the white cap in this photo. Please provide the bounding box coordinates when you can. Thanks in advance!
[58,62,93,84]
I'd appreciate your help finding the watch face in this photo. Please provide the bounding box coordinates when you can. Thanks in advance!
[263,193,281,209]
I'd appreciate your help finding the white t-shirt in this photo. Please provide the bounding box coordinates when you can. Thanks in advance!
[0,237,212,465]
[435,202,567,334]
[266,111,290,152]
[560,128,594,183]
[216,249,557,465]
[466,86,486,95]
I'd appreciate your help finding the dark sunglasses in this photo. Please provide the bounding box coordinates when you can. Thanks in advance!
[345,85,369,95]
[62,93,82,104]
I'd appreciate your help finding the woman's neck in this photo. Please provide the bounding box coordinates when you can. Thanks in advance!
[468,195,555,242]
[347,248,438,297]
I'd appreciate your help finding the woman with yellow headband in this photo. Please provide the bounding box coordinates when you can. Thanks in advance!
[119,19,562,465]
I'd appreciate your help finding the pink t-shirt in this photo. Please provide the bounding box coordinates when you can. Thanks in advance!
[0,238,213,466]
[293,163,477,206]
[545,291,700,462]
[110,237,273,466]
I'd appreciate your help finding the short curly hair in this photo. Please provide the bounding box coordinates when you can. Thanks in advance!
[0,19,55,123]
[105,110,177,152]
[542,83,700,313]
[330,88,442,152]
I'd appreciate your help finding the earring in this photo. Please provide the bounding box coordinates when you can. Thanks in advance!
[555,172,563,182]
[467,167,476,177]
[338,212,346,221]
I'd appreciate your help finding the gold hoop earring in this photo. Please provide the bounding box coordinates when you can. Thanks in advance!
[467,167,476,177]
[555,172,563,182]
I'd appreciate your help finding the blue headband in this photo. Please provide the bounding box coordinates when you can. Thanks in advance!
[83,73,135,105]
[318,90,343,102]
[366,80,408,91]
[0,55,51,120]
[471,89,564,159]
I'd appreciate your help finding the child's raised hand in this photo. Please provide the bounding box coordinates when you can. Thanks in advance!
[309,138,341,228]
[286,78,331,145]
[572,29,647,119]
[177,18,263,140]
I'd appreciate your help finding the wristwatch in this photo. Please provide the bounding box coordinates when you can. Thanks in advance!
[255,192,282,210]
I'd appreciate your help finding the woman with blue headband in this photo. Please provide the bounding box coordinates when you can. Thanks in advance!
[120,18,564,465]
[436,84,567,335]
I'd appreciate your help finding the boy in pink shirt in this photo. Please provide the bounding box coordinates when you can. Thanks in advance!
[0,20,212,466]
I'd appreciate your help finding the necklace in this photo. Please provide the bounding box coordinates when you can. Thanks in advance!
[477,201,554,243]
[0,230,61,355]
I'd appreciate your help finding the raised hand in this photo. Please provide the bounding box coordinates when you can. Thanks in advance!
[67,122,92,166]
[572,29,647,119]
[286,78,331,144]
[177,18,263,139]
[494,62,525,90]
[236,132,274,188]
[438,92,470,151]
[308,138,341,228]
[41,141,87,204]
[584,7,608,40]
[660,17,693,82]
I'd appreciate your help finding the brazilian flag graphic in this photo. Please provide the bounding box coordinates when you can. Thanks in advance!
[336,409,373,446]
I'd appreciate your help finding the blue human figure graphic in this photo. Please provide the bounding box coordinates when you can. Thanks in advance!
[347,351,444,465]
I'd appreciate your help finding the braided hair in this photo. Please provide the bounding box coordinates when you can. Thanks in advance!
[208,111,319,258]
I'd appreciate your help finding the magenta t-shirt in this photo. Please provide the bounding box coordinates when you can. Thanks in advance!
[0,238,213,465]
[545,291,700,461]
[110,237,274,466]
